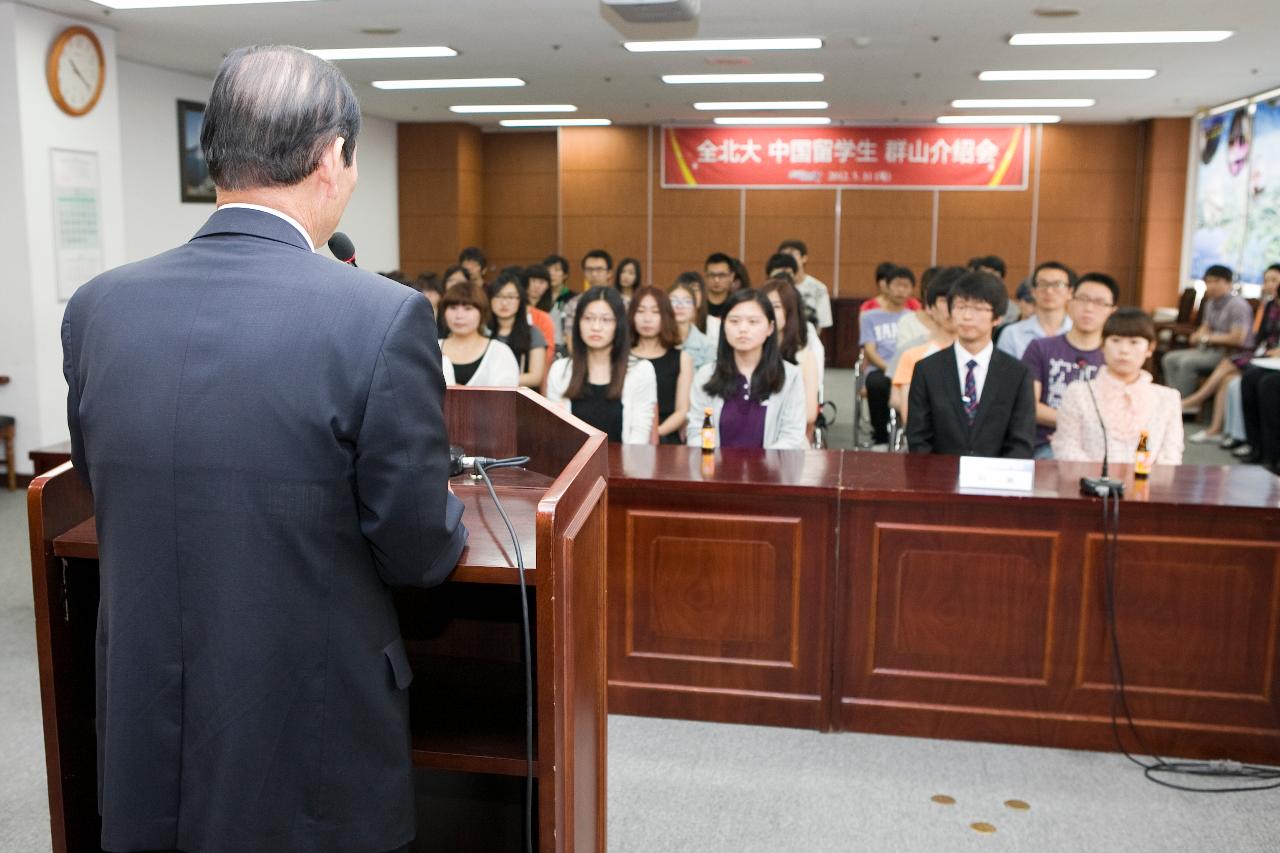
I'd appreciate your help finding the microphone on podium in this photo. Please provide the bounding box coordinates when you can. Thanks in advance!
[327,231,357,267]
[1077,357,1123,498]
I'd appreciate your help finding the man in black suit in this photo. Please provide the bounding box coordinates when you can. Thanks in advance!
[907,270,1036,458]
[61,46,466,853]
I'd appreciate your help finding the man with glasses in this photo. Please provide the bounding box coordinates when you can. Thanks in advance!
[1021,272,1119,458]
[907,270,1035,458]
[704,252,739,321]
[997,261,1077,359]
[560,249,614,346]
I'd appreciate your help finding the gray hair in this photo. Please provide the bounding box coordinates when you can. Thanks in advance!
[201,45,361,191]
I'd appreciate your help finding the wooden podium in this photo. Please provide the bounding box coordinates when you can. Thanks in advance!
[28,387,608,853]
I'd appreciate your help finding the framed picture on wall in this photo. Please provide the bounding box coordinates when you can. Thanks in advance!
[177,99,216,203]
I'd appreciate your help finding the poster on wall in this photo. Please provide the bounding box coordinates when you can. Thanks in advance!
[177,99,216,203]
[1241,98,1280,283]
[1190,108,1251,278]
[51,148,104,302]
[661,125,1029,190]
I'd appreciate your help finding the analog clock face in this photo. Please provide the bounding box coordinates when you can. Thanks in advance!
[57,33,102,113]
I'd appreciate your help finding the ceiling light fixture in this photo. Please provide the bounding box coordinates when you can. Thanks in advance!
[499,118,612,127]
[1009,31,1232,46]
[694,100,829,110]
[951,98,1094,108]
[1207,98,1250,116]
[310,47,457,60]
[624,38,822,52]
[373,78,525,90]
[663,73,824,85]
[979,69,1156,81]
[450,104,578,114]
[713,116,831,126]
[91,0,319,7]
[937,115,1062,124]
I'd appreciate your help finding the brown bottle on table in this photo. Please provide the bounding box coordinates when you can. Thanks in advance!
[701,407,715,453]
[1134,431,1151,480]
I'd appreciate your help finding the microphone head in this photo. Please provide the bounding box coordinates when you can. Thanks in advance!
[327,231,356,264]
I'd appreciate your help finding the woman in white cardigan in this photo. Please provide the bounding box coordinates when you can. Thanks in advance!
[546,287,657,444]
[438,281,519,387]
[687,289,809,450]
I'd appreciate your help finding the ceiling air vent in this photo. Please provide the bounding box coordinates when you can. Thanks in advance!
[601,0,701,24]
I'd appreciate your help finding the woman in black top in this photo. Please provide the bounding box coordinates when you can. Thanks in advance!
[629,286,693,445]
[616,257,642,304]
[486,270,546,389]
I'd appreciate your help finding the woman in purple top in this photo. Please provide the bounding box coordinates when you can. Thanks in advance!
[686,290,809,450]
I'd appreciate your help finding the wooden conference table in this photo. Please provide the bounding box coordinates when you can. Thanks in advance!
[608,446,1280,765]
[30,437,1280,776]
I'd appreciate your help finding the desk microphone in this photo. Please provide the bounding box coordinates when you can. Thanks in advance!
[1077,358,1123,498]
[327,231,357,266]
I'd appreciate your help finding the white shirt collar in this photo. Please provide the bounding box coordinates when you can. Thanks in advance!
[218,203,316,252]
[954,340,994,370]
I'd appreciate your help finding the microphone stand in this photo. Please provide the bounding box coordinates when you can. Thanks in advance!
[1079,369,1124,498]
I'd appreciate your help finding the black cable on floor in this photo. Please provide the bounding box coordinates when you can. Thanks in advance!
[1099,491,1280,793]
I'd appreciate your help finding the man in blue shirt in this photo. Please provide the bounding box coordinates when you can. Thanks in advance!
[861,266,915,445]
[997,261,1076,359]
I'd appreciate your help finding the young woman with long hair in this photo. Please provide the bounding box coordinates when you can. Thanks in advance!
[485,271,547,389]
[760,276,820,439]
[668,274,714,370]
[687,289,808,450]
[546,287,657,444]
[616,257,642,303]
[629,286,693,445]
[438,281,519,387]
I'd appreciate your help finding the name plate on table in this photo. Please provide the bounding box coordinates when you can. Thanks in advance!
[958,456,1035,493]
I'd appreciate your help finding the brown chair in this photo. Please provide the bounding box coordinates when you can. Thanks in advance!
[0,375,14,491]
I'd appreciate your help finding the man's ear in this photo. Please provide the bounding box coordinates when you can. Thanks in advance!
[317,136,346,195]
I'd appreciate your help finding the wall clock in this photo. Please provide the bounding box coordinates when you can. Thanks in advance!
[47,26,105,117]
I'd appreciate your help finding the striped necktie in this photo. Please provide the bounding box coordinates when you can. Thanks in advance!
[964,359,979,423]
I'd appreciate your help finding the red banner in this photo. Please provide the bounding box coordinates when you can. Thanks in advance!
[661,125,1029,190]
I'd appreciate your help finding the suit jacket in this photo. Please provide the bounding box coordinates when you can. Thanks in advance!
[905,345,1036,459]
[62,207,468,853]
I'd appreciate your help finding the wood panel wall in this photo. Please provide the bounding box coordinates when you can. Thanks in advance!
[560,127,647,290]
[1137,118,1192,310]
[399,121,1194,309]
[482,132,558,273]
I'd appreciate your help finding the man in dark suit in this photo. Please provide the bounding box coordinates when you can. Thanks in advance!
[61,46,466,853]
[907,270,1036,458]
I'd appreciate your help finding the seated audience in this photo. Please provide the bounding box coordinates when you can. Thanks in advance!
[969,254,1007,281]
[891,266,967,423]
[703,252,741,325]
[997,261,1076,359]
[630,286,693,445]
[561,249,614,345]
[522,264,558,358]
[907,270,1035,458]
[762,276,821,438]
[777,239,833,331]
[862,266,916,445]
[486,271,548,390]
[616,257,642,304]
[458,246,489,284]
[1052,308,1184,465]
[439,281,519,387]
[669,274,715,369]
[886,265,945,377]
[688,289,808,450]
[1240,363,1280,472]
[1182,262,1280,444]
[861,260,923,313]
[1021,272,1118,458]
[1163,264,1253,398]
[441,264,469,291]
[547,287,657,444]
[415,271,444,315]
